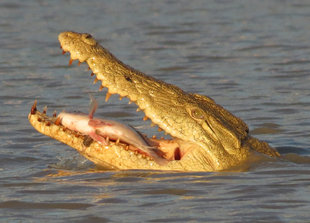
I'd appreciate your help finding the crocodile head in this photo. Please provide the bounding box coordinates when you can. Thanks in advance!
[28,31,280,171]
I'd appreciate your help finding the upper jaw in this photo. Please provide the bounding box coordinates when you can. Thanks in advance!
[58,31,191,147]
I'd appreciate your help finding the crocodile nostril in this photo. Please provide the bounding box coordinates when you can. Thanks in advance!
[125,75,132,82]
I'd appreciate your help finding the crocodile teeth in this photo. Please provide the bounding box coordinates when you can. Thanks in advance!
[69,58,73,66]
[99,85,104,91]
[53,110,57,117]
[116,138,120,145]
[31,100,37,115]
[93,77,98,84]
[105,92,112,102]
[136,108,141,112]
[78,61,81,66]
[90,72,94,76]
[54,117,61,126]
[119,96,123,101]
[62,50,66,55]
[43,106,47,114]
[143,116,148,121]
[158,127,163,132]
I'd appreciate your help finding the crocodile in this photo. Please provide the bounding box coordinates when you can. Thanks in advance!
[28,31,280,171]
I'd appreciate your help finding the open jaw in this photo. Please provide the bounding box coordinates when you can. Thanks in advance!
[27,32,198,171]
[28,31,280,172]
[28,101,186,170]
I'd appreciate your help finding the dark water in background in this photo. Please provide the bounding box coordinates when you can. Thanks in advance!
[1,0,310,222]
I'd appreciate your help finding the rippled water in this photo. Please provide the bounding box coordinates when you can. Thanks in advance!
[1,0,310,222]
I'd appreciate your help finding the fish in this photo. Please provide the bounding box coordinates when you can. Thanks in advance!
[57,95,167,165]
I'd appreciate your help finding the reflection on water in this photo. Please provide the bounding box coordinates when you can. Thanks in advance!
[1,0,310,222]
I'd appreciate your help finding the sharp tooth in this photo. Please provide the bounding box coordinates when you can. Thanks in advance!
[53,110,57,117]
[106,136,110,144]
[90,72,94,76]
[119,96,123,100]
[88,67,91,71]
[55,117,61,125]
[116,138,120,145]
[30,100,37,115]
[105,92,111,102]
[136,108,141,112]
[78,61,81,66]
[62,50,66,55]
[152,135,157,139]
[43,106,47,114]
[93,77,98,84]
[128,100,132,104]
[125,145,129,151]
[134,151,138,155]
[99,85,104,91]
[158,127,163,132]
[150,122,155,127]
[69,58,73,66]
[143,116,148,121]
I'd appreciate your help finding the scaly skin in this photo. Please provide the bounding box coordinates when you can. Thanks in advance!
[28,31,280,171]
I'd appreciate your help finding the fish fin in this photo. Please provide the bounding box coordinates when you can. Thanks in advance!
[88,94,98,119]
[139,145,169,166]
[151,154,169,166]
[128,124,153,146]
[89,132,107,145]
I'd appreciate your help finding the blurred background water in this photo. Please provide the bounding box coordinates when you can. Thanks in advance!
[0,0,310,222]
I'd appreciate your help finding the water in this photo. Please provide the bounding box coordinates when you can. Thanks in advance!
[1,0,310,222]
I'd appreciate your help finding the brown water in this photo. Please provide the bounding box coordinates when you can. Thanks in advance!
[1,0,310,222]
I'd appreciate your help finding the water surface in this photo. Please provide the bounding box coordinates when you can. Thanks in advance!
[1,0,310,222]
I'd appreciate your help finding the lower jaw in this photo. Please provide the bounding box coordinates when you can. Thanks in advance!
[28,101,185,163]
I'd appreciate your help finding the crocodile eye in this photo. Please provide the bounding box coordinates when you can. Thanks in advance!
[190,108,205,120]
